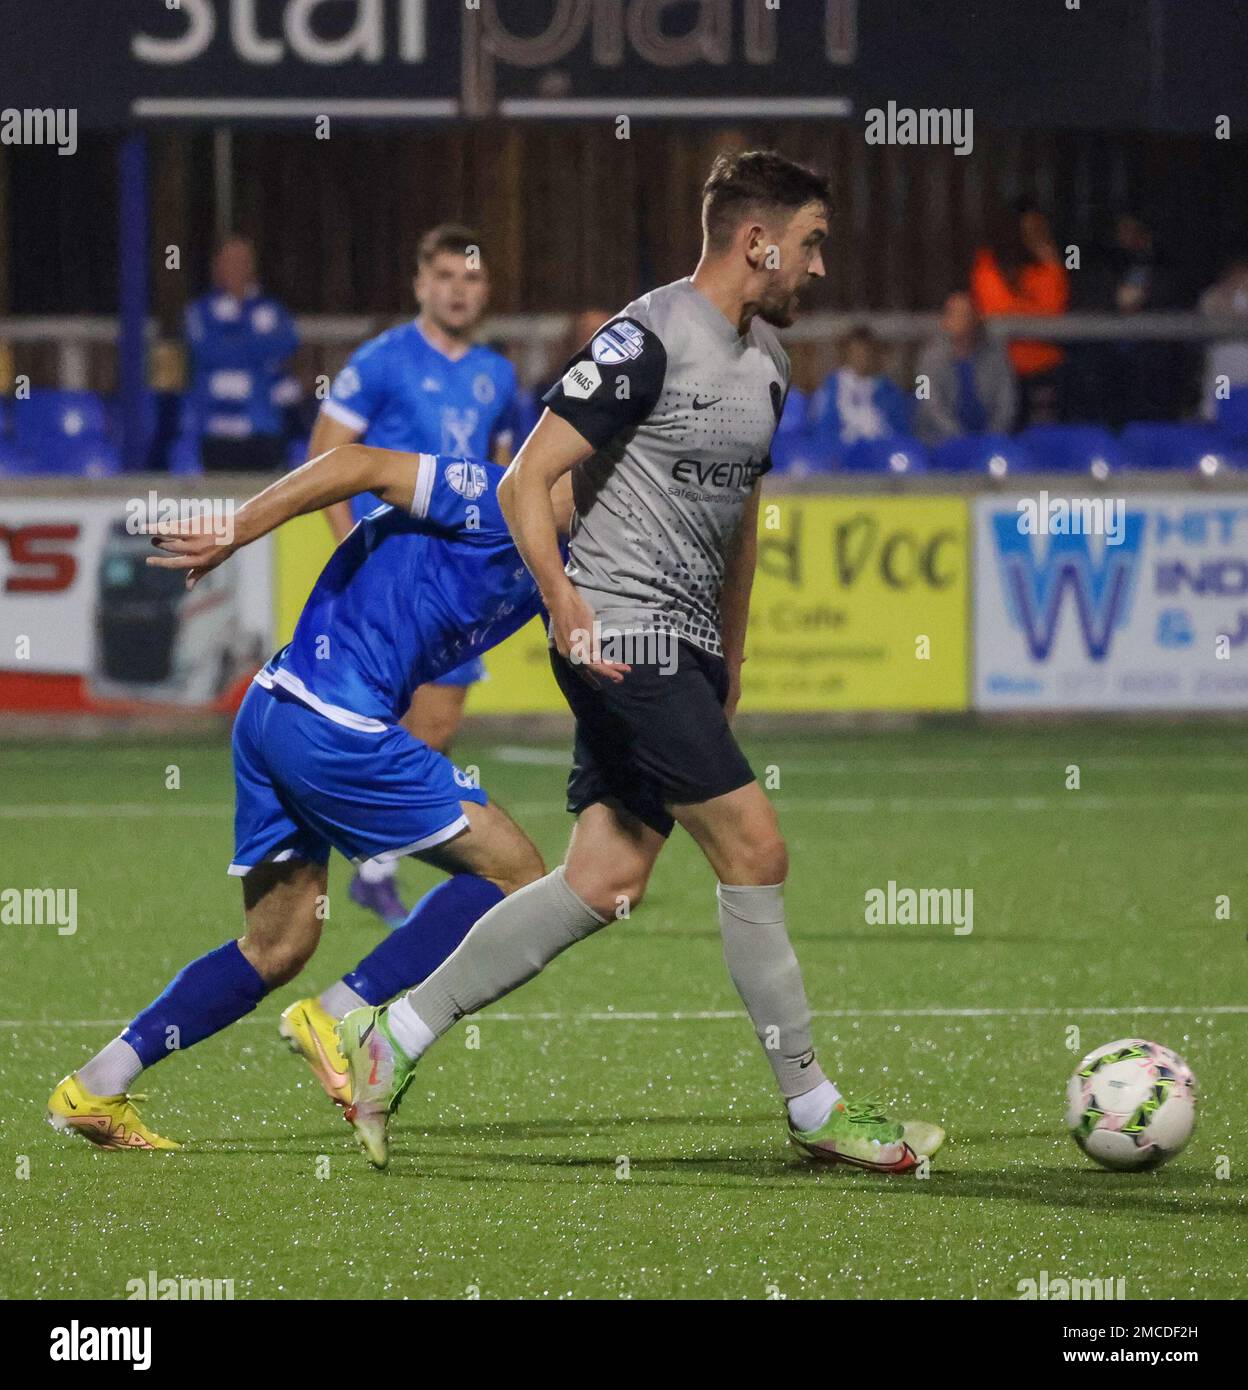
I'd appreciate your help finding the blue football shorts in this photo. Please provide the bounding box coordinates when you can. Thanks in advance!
[228,681,487,875]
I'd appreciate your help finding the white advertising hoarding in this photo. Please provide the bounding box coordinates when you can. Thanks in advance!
[0,496,271,713]
[975,492,1248,710]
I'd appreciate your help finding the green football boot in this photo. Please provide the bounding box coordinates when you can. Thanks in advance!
[789,1097,944,1173]
[337,1006,417,1170]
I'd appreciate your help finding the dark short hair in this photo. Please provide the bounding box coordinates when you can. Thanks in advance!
[701,150,830,252]
[417,223,483,269]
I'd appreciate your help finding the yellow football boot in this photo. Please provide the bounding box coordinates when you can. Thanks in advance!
[47,1074,181,1151]
[279,997,352,1106]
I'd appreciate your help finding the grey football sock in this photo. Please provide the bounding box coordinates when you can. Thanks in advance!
[400,866,608,1037]
[717,882,829,1101]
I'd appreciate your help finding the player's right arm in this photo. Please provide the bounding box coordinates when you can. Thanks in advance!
[145,444,429,588]
[499,315,667,682]
[497,410,612,673]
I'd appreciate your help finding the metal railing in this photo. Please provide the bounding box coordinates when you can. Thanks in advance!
[0,311,1245,392]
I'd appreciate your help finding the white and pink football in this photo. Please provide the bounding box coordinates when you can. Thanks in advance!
[1065,1039,1197,1171]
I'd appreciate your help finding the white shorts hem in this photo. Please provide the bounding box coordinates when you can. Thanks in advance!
[352,813,471,865]
[227,848,303,877]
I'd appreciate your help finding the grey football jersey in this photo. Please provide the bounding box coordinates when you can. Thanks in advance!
[543,278,789,657]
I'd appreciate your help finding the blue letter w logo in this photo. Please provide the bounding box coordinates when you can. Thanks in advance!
[991,514,1145,661]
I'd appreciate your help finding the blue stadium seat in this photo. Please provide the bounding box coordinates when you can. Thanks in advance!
[1216,387,1248,444]
[13,389,110,448]
[931,436,988,472]
[0,438,36,475]
[841,437,929,474]
[932,433,1039,476]
[26,436,122,476]
[168,434,203,475]
[1019,424,1134,475]
[1119,422,1235,471]
[768,431,838,476]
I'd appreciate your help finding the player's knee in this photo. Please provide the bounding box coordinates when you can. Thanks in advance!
[567,866,648,921]
[732,832,789,886]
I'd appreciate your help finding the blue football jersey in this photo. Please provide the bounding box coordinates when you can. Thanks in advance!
[322,322,519,522]
[257,454,541,728]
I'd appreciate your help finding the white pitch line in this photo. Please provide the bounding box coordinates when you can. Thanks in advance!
[771,756,1248,775]
[3,1005,1246,1029]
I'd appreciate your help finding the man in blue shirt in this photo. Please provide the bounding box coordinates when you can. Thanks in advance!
[807,324,912,450]
[185,237,299,472]
[310,225,523,925]
[47,445,571,1149]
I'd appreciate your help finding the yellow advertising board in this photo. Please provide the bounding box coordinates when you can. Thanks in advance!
[274,495,970,714]
[742,495,969,711]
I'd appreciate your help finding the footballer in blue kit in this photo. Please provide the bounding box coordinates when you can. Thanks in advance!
[233,453,543,874]
[307,224,529,925]
[46,445,571,1149]
[323,324,518,525]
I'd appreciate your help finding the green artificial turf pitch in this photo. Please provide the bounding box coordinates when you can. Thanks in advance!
[1,724,1244,1300]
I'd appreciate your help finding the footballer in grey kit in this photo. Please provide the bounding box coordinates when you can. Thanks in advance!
[337,151,945,1175]
[547,277,790,658]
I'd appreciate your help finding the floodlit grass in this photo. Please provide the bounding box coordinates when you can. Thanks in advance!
[1,725,1244,1299]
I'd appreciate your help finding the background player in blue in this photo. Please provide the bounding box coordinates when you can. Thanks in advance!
[47,446,571,1149]
[308,225,526,925]
[184,235,300,472]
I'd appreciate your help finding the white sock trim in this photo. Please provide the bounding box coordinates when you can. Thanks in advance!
[356,856,399,885]
[78,1037,143,1097]
[386,997,437,1061]
[319,980,369,1020]
[787,1079,841,1133]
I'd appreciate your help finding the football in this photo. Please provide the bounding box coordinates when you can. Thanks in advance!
[1066,1039,1198,1171]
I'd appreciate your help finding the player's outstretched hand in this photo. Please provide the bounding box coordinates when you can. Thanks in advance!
[551,588,630,685]
[143,521,239,590]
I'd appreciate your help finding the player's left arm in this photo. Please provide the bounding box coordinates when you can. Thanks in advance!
[144,444,425,588]
[720,484,762,722]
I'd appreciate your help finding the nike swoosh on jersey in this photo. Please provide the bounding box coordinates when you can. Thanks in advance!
[692,396,722,410]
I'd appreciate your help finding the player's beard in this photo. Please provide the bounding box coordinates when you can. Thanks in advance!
[756,283,802,329]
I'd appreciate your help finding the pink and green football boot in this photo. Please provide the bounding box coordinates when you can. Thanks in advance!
[337,1006,417,1170]
[789,1097,945,1173]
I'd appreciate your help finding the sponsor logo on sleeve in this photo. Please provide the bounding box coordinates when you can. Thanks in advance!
[562,361,602,400]
[591,320,645,365]
[446,460,489,500]
[333,366,362,400]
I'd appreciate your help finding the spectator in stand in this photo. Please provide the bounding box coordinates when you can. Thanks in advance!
[1197,254,1248,420]
[1074,213,1184,427]
[807,325,911,448]
[914,292,1017,444]
[971,202,1069,426]
[185,236,299,471]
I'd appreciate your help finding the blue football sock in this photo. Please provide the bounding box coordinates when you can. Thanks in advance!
[344,874,504,1005]
[121,940,269,1069]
